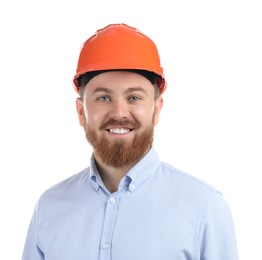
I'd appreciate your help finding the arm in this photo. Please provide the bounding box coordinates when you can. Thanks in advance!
[196,192,239,260]
[22,202,44,260]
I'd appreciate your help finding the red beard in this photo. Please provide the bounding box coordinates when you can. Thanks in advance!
[84,117,155,168]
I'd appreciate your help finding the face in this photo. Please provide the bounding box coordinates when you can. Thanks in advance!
[76,71,163,168]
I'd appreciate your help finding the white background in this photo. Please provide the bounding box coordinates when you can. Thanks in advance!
[0,0,261,259]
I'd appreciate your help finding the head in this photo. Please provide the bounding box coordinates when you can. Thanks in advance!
[76,70,163,168]
[73,23,167,168]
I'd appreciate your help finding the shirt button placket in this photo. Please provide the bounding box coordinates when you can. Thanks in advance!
[100,196,118,260]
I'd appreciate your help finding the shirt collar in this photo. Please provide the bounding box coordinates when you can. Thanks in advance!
[89,154,103,191]
[126,146,161,192]
[89,145,161,192]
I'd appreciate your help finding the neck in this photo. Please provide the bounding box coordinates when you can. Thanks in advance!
[93,145,152,193]
[94,156,134,193]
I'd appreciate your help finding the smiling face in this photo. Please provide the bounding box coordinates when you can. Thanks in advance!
[76,70,163,168]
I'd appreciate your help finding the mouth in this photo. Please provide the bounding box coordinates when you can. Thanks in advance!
[106,127,133,135]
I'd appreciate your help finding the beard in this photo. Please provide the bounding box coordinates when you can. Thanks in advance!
[83,116,155,168]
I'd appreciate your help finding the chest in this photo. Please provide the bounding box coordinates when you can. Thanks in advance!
[40,190,200,260]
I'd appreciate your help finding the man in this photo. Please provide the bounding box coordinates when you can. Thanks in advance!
[22,23,238,259]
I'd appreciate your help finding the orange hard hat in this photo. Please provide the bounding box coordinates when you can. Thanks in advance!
[73,23,167,95]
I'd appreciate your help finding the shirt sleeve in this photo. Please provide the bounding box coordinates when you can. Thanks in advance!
[22,201,44,260]
[196,191,239,260]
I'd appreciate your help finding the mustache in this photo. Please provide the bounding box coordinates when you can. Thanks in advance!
[99,118,140,130]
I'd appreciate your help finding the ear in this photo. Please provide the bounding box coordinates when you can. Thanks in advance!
[76,98,86,127]
[153,96,163,125]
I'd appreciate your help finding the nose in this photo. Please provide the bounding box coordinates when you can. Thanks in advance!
[108,99,130,119]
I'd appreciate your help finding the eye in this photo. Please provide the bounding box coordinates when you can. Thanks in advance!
[98,96,110,102]
[129,96,141,102]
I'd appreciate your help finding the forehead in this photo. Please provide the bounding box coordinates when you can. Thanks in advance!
[86,70,155,94]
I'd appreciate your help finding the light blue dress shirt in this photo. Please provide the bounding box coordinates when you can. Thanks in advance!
[22,146,238,259]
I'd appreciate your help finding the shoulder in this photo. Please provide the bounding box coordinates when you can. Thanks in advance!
[158,161,232,220]
[39,167,91,201]
[161,161,219,191]
[156,161,224,205]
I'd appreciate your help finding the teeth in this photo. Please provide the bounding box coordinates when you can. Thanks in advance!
[110,128,130,134]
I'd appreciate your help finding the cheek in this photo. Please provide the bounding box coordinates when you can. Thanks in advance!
[133,106,155,124]
[86,107,105,127]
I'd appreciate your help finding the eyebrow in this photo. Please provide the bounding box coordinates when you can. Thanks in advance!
[124,87,147,95]
[91,87,113,94]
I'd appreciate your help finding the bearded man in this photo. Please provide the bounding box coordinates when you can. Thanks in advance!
[22,24,238,260]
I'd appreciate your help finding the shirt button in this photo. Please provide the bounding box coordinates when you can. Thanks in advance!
[129,183,136,191]
[102,243,110,249]
[109,197,116,204]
